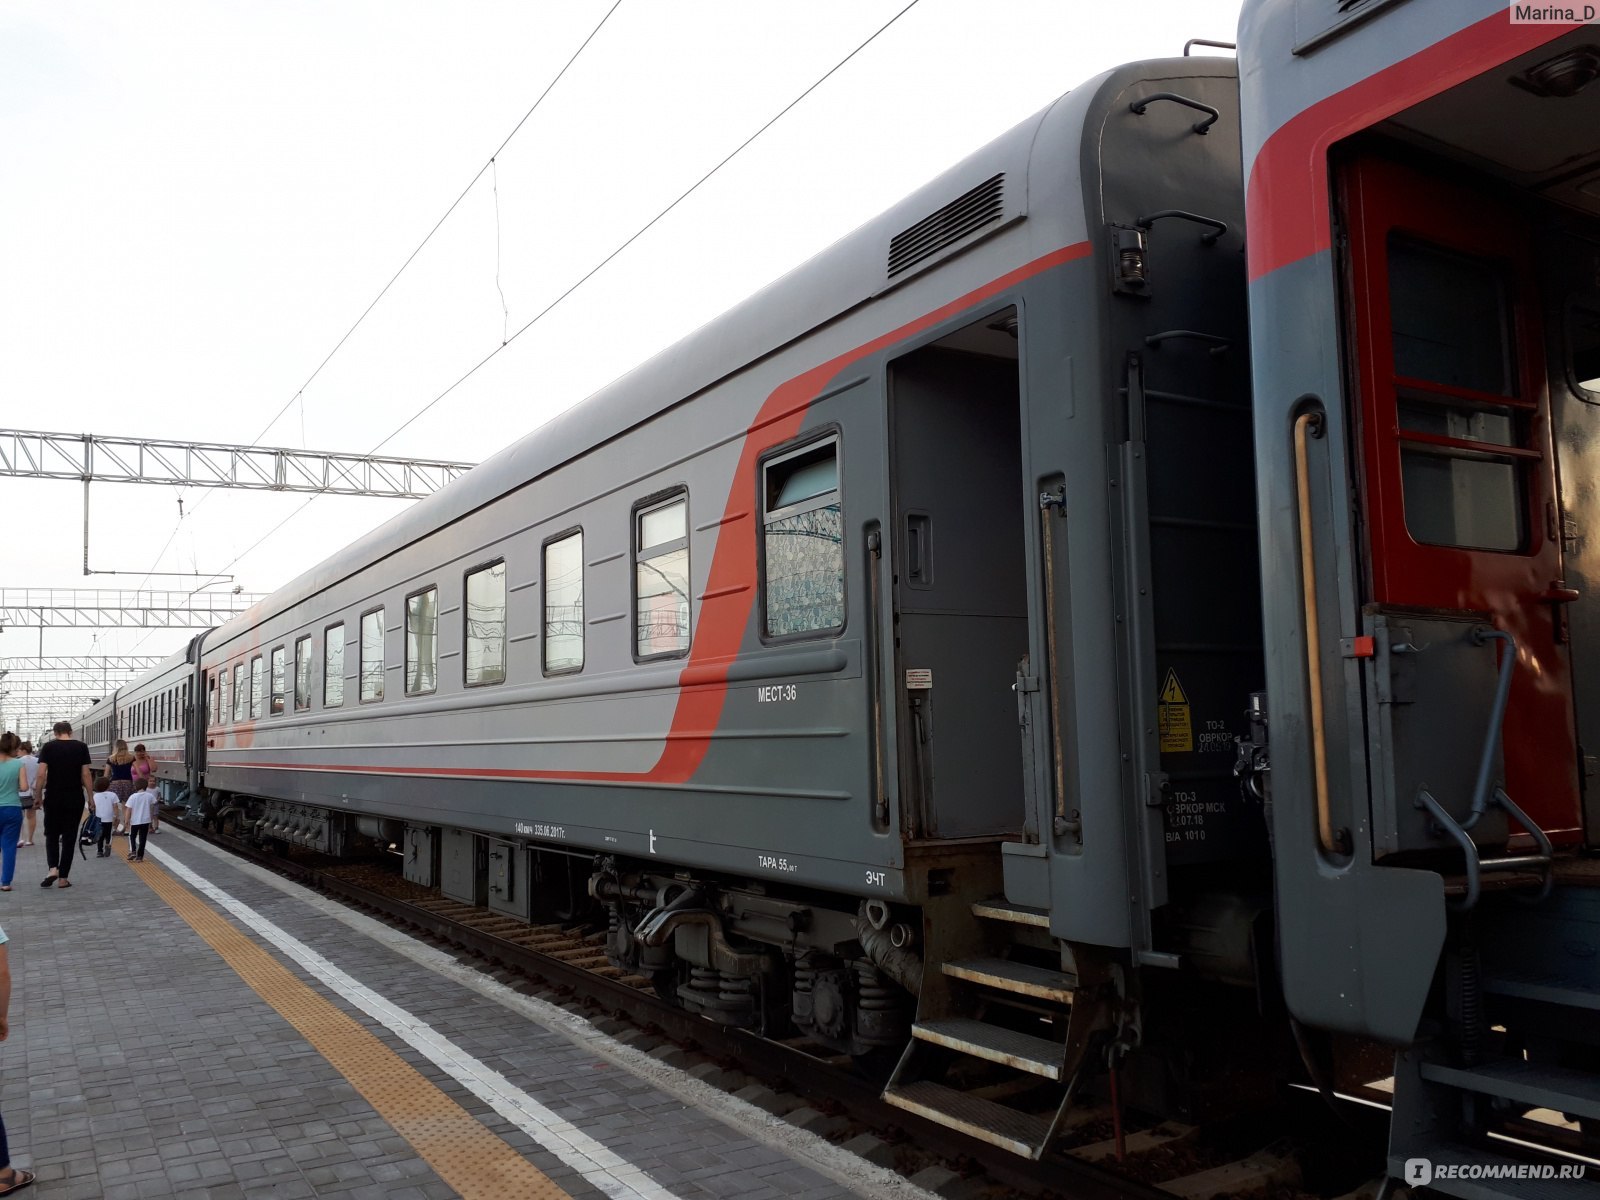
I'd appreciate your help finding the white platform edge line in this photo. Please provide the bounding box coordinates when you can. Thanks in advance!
[145,843,678,1200]
[171,832,942,1200]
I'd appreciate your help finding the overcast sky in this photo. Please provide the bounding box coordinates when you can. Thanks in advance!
[0,0,1242,728]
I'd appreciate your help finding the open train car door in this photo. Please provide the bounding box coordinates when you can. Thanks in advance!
[1547,232,1600,846]
[1340,152,1585,852]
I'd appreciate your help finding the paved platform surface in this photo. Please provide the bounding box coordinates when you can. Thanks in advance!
[0,828,933,1200]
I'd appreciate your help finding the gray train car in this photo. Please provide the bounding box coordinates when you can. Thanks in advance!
[90,56,1263,1159]
[79,693,118,769]
[114,642,198,791]
[1241,0,1600,1188]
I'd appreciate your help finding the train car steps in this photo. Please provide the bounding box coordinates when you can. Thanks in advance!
[882,1079,1052,1158]
[941,956,1075,1003]
[911,1018,1064,1079]
[969,900,1050,928]
[1419,1059,1600,1122]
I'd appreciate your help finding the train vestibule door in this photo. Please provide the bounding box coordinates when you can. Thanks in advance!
[886,321,1029,839]
[1544,230,1600,847]
[1342,154,1583,849]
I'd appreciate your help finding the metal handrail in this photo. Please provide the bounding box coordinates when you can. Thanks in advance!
[1462,629,1515,832]
[1293,412,1336,855]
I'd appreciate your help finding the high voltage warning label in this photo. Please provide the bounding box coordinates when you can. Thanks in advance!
[1158,669,1193,753]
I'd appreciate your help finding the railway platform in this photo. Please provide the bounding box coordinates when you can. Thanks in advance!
[0,829,939,1200]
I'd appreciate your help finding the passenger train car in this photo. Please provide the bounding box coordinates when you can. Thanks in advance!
[1241,0,1600,1187]
[77,5,1600,1189]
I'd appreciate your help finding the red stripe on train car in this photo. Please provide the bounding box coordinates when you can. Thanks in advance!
[209,241,1092,788]
[1246,12,1578,281]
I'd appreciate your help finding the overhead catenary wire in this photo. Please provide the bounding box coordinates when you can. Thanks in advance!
[107,0,627,641]
[190,0,925,590]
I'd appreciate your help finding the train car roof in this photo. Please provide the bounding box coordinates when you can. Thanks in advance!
[208,54,1234,650]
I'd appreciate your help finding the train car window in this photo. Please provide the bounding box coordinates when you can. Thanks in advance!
[761,438,844,637]
[635,495,690,659]
[325,624,345,707]
[1389,237,1526,552]
[405,587,439,696]
[360,608,385,702]
[182,682,188,727]
[270,645,287,715]
[1573,305,1600,400]
[464,561,505,687]
[217,668,227,725]
[294,636,313,711]
[543,531,584,675]
[250,655,264,720]
[234,665,248,723]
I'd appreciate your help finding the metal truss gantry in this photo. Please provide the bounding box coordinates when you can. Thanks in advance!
[0,656,166,672]
[0,429,474,498]
[0,589,267,629]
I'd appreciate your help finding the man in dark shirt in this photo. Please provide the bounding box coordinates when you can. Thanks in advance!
[33,721,92,888]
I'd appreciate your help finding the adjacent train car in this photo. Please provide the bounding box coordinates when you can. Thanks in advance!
[1240,0,1600,1185]
[79,692,118,769]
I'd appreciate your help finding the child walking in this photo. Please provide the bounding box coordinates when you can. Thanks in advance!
[90,778,117,858]
[124,784,156,863]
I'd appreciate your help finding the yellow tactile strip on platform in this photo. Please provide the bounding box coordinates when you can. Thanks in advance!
[127,858,572,1200]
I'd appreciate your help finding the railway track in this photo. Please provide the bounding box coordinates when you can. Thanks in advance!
[168,814,1382,1200]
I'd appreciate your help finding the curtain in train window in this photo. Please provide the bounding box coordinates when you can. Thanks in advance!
[1389,237,1526,552]
[465,561,506,687]
[270,646,287,715]
[325,624,345,707]
[635,496,689,658]
[406,587,438,695]
[762,439,844,637]
[361,609,385,702]
[544,532,584,674]
[250,655,264,719]
[233,663,248,723]
[294,636,312,711]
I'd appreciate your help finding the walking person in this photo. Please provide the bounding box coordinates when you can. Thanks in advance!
[32,721,92,889]
[0,924,34,1193]
[131,744,159,833]
[124,782,156,863]
[0,737,27,893]
[105,740,135,833]
[90,779,117,858]
[15,744,36,849]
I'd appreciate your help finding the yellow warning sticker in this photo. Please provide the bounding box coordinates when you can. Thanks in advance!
[1158,669,1193,753]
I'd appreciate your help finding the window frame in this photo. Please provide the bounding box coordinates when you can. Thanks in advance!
[359,606,386,704]
[324,622,346,708]
[541,527,585,677]
[756,430,847,645]
[632,489,691,663]
[294,635,313,712]
[462,557,507,689]
[270,645,287,716]
[217,667,228,726]
[250,654,265,720]
[233,661,249,724]
[404,584,440,697]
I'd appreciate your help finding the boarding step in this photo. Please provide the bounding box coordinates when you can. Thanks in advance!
[1420,1059,1600,1121]
[1387,1144,1591,1198]
[971,899,1049,928]
[1484,972,1600,1011]
[913,1018,1064,1080]
[883,1079,1050,1158]
[943,957,1074,1003]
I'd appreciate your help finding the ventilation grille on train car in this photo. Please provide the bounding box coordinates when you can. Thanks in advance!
[887,173,1005,279]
